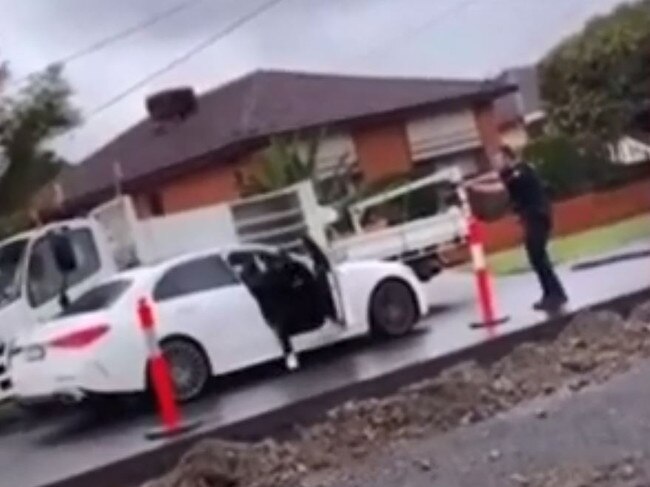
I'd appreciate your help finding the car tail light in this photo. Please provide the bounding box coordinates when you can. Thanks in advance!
[49,325,110,349]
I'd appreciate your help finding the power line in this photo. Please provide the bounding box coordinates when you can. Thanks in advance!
[358,0,482,61]
[86,0,284,119]
[11,0,204,86]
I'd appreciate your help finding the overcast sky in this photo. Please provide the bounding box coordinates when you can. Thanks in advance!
[0,0,628,162]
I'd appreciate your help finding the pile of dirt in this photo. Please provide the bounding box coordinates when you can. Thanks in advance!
[144,303,650,487]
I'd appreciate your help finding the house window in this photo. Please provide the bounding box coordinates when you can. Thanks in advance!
[406,111,481,162]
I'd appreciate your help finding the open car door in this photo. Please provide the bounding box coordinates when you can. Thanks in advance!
[226,245,343,340]
[300,236,346,327]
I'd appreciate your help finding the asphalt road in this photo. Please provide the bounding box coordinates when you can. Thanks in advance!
[1,248,649,487]
[318,356,650,487]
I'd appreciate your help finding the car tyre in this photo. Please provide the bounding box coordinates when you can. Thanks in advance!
[369,279,418,338]
[159,338,210,403]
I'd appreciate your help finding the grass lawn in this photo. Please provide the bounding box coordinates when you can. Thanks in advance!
[487,214,650,275]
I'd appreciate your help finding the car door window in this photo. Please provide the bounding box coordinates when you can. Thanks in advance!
[60,279,132,317]
[154,255,237,302]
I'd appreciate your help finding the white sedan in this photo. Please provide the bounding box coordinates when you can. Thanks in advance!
[12,239,428,403]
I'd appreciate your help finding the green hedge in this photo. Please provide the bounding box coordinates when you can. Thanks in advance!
[522,134,650,200]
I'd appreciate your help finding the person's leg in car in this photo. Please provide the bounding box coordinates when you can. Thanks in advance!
[272,321,298,371]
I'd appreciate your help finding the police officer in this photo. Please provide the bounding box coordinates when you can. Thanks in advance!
[466,145,568,311]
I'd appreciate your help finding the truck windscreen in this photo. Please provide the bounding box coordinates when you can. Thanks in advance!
[0,239,27,306]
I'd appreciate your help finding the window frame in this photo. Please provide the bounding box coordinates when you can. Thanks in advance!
[59,279,132,317]
[26,228,103,308]
[153,254,238,303]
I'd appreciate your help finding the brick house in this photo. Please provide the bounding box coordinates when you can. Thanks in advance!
[48,70,514,218]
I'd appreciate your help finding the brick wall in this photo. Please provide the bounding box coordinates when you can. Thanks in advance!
[134,151,269,215]
[353,122,413,182]
[158,164,240,214]
[483,178,650,252]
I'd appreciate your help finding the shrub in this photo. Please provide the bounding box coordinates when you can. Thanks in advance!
[522,134,612,199]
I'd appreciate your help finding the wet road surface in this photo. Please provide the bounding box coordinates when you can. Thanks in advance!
[1,251,649,487]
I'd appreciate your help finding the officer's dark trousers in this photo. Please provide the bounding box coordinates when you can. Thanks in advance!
[523,215,567,301]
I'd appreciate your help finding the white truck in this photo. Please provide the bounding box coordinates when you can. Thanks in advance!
[331,167,467,281]
[0,168,467,401]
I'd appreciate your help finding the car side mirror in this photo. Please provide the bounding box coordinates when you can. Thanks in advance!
[50,231,77,274]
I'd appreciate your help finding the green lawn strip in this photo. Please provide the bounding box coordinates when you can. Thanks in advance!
[487,214,650,275]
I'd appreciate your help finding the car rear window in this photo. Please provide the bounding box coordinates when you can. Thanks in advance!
[60,280,132,317]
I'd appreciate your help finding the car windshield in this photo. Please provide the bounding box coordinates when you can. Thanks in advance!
[0,238,28,308]
[60,279,132,317]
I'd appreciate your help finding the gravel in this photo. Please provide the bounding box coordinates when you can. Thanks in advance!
[519,455,648,487]
[143,303,650,487]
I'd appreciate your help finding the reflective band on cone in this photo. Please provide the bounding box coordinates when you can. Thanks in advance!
[137,298,200,440]
[470,243,486,271]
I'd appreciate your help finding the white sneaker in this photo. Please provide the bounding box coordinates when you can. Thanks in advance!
[285,353,299,371]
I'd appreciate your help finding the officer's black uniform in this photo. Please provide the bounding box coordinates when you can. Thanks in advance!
[499,162,567,306]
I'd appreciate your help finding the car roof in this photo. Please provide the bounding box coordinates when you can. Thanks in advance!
[87,266,158,291]
[88,242,299,292]
[75,242,313,300]
[154,243,284,268]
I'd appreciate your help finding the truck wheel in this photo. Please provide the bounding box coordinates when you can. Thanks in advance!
[159,338,210,403]
[369,279,418,338]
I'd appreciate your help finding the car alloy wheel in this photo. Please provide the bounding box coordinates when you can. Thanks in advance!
[160,339,210,403]
[370,279,418,337]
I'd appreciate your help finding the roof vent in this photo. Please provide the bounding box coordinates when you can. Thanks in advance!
[146,87,197,122]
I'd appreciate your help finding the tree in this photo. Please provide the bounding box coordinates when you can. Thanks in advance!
[0,64,78,215]
[522,134,610,198]
[237,132,357,204]
[259,134,320,191]
[540,0,650,150]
